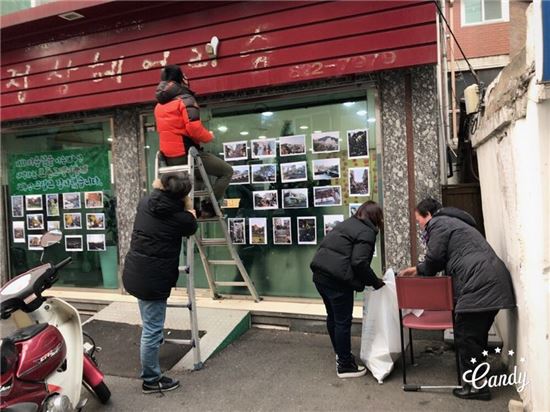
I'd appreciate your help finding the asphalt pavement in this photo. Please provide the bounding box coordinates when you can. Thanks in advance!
[84,328,520,412]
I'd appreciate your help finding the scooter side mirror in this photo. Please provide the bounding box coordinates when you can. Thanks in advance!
[40,230,63,248]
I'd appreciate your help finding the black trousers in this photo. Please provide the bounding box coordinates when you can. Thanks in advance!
[314,282,354,365]
[454,310,498,381]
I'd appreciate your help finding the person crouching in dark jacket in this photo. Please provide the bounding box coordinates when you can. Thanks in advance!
[122,172,197,394]
[310,200,385,378]
[400,197,515,401]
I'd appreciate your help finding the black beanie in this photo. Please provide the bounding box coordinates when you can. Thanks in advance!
[161,65,184,83]
[160,172,192,200]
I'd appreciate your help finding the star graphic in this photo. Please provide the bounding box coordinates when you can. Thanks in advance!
[520,357,526,363]
[482,350,489,357]
[508,349,515,356]
[470,357,477,364]
[495,347,501,354]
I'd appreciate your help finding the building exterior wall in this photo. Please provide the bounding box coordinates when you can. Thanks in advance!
[2,1,437,122]
[447,0,509,61]
[471,5,550,409]
[379,65,440,270]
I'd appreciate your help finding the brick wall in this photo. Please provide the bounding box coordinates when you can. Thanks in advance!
[446,0,509,60]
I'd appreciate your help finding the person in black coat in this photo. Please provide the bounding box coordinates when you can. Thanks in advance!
[122,172,197,394]
[400,197,516,400]
[311,200,385,378]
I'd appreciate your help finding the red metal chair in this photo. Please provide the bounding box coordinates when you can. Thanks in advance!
[395,276,461,391]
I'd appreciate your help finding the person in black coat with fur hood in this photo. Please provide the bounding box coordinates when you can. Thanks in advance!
[400,198,516,401]
[122,172,197,394]
[311,201,385,379]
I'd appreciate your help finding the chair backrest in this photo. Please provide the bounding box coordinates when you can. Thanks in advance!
[395,276,453,311]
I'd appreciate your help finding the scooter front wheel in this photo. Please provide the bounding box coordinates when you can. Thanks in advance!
[83,380,111,404]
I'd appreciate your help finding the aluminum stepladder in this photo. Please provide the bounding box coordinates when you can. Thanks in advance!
[154,147,261,367]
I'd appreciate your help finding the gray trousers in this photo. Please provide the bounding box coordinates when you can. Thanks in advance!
[166,151,233,200]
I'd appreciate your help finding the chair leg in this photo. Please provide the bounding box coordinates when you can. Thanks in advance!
[399,311,407,385]
[409,328,415,365]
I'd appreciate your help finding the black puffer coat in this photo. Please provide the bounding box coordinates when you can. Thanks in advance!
[311,215,384,292]
[123,189,197,300]
[417,207,516,313]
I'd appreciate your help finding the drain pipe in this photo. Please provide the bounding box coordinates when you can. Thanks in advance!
[436,0,450,186]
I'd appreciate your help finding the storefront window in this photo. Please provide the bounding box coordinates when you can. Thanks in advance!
[143,88,380,298]
[1,120,119,289]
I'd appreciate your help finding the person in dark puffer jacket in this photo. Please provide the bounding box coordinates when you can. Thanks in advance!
[400,197,516,401]
[122,172,197,394]
[311,200,385,379]
[154,65,232,217]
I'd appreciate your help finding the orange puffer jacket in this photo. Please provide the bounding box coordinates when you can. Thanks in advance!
[154,81,213,158]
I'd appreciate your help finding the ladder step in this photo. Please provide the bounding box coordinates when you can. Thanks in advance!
[159,165,190,174]
[166,302,191,309]
[214,281,249,287]
[193,190,210,197]
[209,259,237,265]
[198,217,221,223]
[164,338,193,345]
[199,238,228,246]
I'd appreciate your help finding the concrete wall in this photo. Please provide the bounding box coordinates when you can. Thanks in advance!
[472,6,550,409]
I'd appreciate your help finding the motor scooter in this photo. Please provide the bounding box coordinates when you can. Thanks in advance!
[0,230,111,411]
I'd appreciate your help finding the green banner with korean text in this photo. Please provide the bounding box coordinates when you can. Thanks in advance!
[8,147,110,195]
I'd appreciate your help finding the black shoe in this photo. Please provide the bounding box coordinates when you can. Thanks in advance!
[200,200,217,219]
[452,384,491,401]
[142,376,180,394]
[337,355,367,378]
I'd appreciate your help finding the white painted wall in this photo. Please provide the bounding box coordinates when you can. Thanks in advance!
[473,5,550,410]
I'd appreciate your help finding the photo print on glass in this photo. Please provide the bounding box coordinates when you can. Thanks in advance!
[297,216,317,245]
[313,185,342,207]
[12,221,25,243]
[349,203,362,217]
[312,158,340,180]
[282,188,308,209]
[85,191,104,208]
[26,213,44,230]
[273,217,292,245]
[251,138,277,159]
[230,165,250,185]
[28,234,43,251]
[253,190,279,210]
[87,234,106,251]
[324,214,344,236]
[347,129,369,159]
[11,195,24,217]
[251,164,277,183]
[311,131,340,154]
[249,217,267,245]
[25,194,43,211]
[349,167,370,196]
[279,134,306,157]
[47,221,61,231]
[46,194,60,217]
[228,218,246,244]
[63,192,81,209]
[223,141,248,161]
[64,213,82,230]
[86,213,105,230]
[65,235,83,252]
[280,161,307,183]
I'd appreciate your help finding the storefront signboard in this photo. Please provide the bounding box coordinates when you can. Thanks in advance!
[8,147,110,195]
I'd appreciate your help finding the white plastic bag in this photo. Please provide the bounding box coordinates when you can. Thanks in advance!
[360,268,408,383]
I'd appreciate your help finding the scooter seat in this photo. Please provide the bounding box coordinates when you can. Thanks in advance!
[8,323,49,343]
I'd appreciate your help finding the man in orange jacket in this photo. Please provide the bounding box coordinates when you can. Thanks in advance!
[154,65,233,216]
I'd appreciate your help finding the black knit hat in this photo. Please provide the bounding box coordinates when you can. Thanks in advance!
[160,65,184,83]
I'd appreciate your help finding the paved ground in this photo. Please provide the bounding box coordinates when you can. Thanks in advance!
[84,328,520,412]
